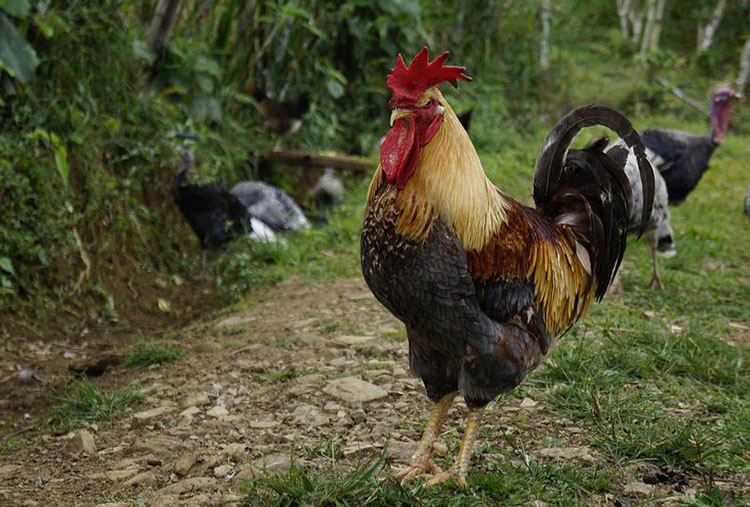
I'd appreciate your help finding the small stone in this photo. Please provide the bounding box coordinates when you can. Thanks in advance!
[133,406,174,421]
[624,481,654,497]
[66,429,96,456]
[224,443,246,462]
[181,392,210,408]
[386,439,413,462]
[392,367,408,377]
[0,465,19,478]
[342,443,376,457]
[180,406,201,418]
[249,420,278,429]
[251,453,291,474]
[520,397,538,408]
[291,404,329,427]
[332,335,378,347]
[537,446,596,463]
[174,451,201,476]
[214,464,233,478]
[323,377,388,404]
[207,406,229,418]
[124,470,158,487]
[155,476,217,496]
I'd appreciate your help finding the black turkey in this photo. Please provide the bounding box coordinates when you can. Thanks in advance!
[641,87,740,204]
[172,147,251,250]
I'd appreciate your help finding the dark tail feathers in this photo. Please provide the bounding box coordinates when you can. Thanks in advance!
[533,105,655,300]
[533,105,654,235]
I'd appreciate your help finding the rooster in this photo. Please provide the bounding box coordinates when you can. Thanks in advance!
[360,48,654,486]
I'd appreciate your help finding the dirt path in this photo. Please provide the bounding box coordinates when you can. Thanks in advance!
[0,278,615,506]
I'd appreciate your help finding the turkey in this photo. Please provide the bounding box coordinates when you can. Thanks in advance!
[642,87,740,204]
[608,140,674,290]
[744,183,750,223]
[311,167,344,211]
[172,147,252,251]
[230,181,310,235]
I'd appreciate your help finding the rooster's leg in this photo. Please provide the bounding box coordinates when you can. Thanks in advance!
[425,407,483,488]
[648,243,664,290]
[395,392,456,483]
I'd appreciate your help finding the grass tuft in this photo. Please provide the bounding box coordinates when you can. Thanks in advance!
[126,340,184,367]
[50,377,142,432]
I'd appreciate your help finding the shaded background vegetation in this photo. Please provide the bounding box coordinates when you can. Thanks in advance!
[1,0,748,331]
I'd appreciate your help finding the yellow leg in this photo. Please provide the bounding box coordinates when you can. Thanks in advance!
[395,393,456,483]
[425,407,483,488]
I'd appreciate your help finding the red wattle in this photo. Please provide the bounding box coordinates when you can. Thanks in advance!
[381,117,419,189]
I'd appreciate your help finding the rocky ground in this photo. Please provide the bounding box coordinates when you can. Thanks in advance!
[0,278,724,506]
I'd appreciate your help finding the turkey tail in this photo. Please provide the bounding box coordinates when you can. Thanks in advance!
[533,105,654,235]
[533,105,655,300]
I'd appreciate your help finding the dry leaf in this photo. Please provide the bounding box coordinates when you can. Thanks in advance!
[157,298,171,312]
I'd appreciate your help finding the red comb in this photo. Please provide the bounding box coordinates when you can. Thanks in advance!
[386,47,472,106]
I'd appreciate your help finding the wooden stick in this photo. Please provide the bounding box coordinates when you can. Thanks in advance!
[262,149,374,174]
[656,76,711,118]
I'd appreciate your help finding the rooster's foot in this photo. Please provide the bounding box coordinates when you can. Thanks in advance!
[424,468,467,488]
[394,458,443,484]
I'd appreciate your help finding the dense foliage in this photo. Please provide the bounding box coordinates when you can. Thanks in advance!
[1,0,748,322]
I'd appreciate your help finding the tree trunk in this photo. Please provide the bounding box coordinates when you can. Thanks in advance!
[640,0,656,54]
[148,0,183,65]
[539,0,551,70]
[737,35,750,93]
[697,0,727,53]
[630,3,645,47]
[640,0,666,54]
[648,0,667,51]
[616,0,632,41]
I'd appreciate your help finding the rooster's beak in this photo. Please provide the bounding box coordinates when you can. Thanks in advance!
[390,109,413,126]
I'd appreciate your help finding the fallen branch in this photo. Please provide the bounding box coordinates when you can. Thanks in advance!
[262,149,374,173]
[656,76,711,118]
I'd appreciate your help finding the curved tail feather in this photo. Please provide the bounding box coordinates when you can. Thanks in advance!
[532,105,655,300]
[533,105,655,236]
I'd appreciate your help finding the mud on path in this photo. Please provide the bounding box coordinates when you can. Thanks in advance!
[0,278,680,506]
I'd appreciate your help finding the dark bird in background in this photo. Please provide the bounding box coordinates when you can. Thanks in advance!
[172,147,251,251]
[744,183,750,222]
[608,140,674,290]
[230,181,310,236]
[642,87,741,204]
[311,167,344,211]
[248,83,310,137]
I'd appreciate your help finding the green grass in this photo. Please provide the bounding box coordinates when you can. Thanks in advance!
[50,377,142,433]
[252,368,305,385]
[125,339,185,367]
